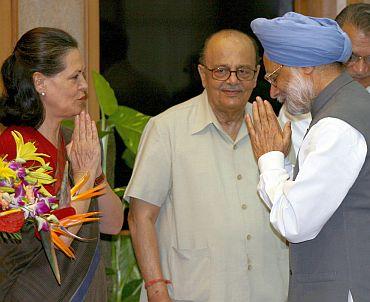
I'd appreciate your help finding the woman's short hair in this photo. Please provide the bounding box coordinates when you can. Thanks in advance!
[0,27,78,128]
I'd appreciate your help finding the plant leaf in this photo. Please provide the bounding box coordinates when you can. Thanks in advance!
[111,234,142,301]
[113,186,126,198]
[109,106,150,155]
[122,279,143,299]
[105,267,116,276]
[40,229,61,284]
[92,71,118,116]
[61,119,74,130]
[122,149,135,169]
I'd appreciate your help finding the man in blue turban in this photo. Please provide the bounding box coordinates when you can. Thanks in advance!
[246,12,370,302]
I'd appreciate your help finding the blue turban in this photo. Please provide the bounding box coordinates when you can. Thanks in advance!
[251,12,352,67]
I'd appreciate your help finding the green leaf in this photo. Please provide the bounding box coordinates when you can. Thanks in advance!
[109,106,150,155]
[61,119,74,130]
[113,186,126,198]
[98,130,112,139]
[124,293,141,302]
[92,71,118,116]
[111,234,142,301]
[0,186,15,193]
[122,279,142,299]
[122,149,135,169]
[105,267,116,276]
[40,229,61,284]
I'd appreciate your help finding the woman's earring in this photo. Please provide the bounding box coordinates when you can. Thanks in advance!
[41,92,45,96]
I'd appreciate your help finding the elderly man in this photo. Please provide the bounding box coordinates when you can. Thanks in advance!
[125,29,288,302]
[248,12,370,302]
[280,3,370,158]
[337,3,370,91]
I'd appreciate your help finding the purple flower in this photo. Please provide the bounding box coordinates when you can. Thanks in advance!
[16,167,26,179]
[35,200,51,215]
[8,161,21,170]
[17,200,25,206]
[40,221,49,231]
[36,216,50,231]
[0,179,13,187]
[15,184,26,198]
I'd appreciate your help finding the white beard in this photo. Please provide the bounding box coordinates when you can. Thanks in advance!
[277,69,316,116]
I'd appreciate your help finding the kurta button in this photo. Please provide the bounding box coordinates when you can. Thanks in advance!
[241,204,247,210]
[248,265,252,270]
[237,174,242,180]
[233,145,238,150]
[246,234,252,240]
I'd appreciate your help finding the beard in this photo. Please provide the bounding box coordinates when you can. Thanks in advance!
[277,69,316,115]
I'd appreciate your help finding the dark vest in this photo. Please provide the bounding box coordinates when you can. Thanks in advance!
[289,72,370,302]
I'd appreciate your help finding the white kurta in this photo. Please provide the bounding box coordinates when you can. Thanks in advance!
[258,118,367,302]
[279,86,370,162]
[125,91,289,302]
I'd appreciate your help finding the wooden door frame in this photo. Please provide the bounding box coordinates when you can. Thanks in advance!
[84,0,100,121]
[0,0,18,92]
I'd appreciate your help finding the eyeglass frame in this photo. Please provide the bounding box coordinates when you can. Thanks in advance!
[346,53,370,65]
[199,64,258,81]
[264,64,284,87]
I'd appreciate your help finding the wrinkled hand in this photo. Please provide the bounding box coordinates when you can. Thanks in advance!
[67,111,101,178]
[245,97,291,160]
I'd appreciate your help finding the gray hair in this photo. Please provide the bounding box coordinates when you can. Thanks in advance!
[336,3,370,34]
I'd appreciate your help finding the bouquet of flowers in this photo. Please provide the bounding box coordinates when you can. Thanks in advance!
[0,131,106,284]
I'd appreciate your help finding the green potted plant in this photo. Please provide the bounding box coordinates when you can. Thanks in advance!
[92,71,150,302]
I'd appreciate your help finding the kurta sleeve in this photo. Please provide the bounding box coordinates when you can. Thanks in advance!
[124,117,172,207]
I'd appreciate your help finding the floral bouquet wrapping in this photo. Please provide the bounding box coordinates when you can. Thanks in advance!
[0,131,106,284]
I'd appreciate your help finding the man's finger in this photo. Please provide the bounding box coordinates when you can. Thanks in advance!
[264,100,279,128]
[245,113,256,137]
[252,101,262,132]
[256,97,269,129]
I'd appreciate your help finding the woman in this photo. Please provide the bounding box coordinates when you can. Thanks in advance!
[0,27,123,301]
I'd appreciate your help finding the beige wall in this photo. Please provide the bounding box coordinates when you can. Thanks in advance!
[18,0,85,56]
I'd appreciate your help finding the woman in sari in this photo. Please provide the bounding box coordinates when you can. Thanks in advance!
[0,27,123,301]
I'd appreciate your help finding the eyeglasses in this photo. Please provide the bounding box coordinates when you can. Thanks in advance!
[346,53,370,66]
[200,64,257,81]
[264,65,283,87]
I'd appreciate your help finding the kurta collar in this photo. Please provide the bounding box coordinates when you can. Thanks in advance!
[311,72,353,119]
[190,90,251,143]
[190,90,215,134]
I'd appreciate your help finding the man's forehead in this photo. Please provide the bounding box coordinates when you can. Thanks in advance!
[204,35,256,64]
[343,23,370,55]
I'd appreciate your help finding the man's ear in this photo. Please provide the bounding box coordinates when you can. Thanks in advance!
[255,64,261,78]
[32,72,47,95]
[197,64,207,88]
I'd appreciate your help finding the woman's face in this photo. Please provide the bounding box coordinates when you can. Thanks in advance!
[41,48,88,120]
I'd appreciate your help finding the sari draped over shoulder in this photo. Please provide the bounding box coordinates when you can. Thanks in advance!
[0,126,107,302]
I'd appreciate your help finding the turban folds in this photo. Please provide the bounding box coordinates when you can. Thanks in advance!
[251,12,352,67]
